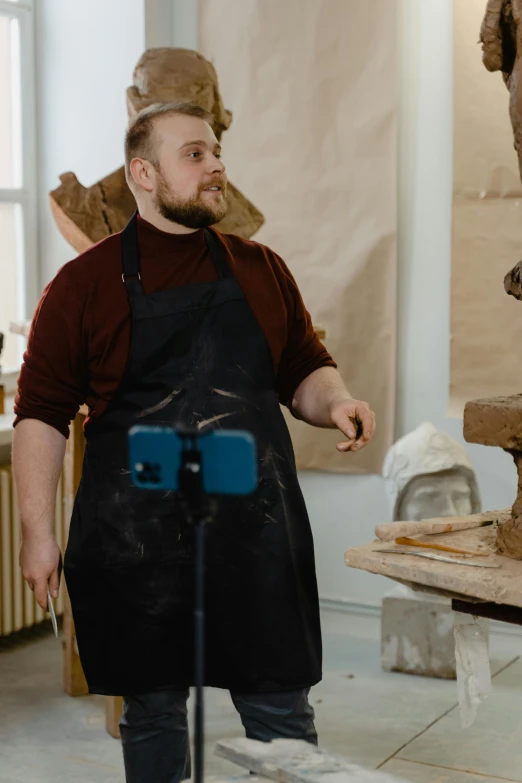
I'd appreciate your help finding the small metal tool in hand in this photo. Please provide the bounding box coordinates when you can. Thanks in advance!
[47,585,59,638]
[375,549,502,568]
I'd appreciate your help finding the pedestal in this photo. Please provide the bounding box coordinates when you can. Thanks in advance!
[381,594,457,679]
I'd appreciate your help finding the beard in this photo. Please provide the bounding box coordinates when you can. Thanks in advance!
[154,171,228,229]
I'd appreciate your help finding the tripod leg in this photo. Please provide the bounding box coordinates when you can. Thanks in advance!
[194,520,206,783]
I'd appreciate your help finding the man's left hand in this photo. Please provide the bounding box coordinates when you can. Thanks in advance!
[329,398,376,453]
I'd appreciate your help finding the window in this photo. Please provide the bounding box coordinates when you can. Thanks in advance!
[0,0,36,375]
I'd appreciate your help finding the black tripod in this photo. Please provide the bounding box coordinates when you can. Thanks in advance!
[178,434,215,783]
[131,422,256,782]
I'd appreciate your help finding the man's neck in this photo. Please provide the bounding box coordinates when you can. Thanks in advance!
[138,204,198,235]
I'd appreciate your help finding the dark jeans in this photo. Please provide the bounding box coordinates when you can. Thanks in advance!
[119,688,318,783]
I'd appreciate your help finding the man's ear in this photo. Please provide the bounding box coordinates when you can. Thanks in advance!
[129,158,154,193]
[480,0,515,75]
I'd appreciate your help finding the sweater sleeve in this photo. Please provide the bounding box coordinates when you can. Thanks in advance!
[269,251,337,411]
[13,265,87,438]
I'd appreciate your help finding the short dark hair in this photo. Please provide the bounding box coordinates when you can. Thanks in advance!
[124,102,214,182]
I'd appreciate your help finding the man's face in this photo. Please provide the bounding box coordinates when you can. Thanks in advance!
[150,114,228,228]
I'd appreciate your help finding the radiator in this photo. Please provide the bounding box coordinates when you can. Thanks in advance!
[0,465,65,636]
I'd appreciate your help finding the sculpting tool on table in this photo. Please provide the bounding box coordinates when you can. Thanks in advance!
[375,549,501,568]
[394,536,490,557]
[375,509,510,542]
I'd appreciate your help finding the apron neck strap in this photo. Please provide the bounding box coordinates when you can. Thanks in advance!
[121,212,233,295]
[121,211,144,297]
[204,228,233,279]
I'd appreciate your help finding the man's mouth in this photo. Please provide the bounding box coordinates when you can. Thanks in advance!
[201,179,226,193]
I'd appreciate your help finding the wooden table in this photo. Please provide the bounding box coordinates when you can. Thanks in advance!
[345,522,522,607]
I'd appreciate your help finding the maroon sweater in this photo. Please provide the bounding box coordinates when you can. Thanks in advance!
[14,216,336,438]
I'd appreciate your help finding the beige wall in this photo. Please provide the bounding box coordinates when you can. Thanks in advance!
[199,0,398,474]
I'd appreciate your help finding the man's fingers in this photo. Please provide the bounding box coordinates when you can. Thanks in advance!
[336,438,356,452]
[357,407,374,441]
[330,410,356,440]
[331,400,376,453]
[360,411,376,443]
[48,568,60,599]
[345,418,357,440]
[337,417,376,453]
[34,579,49,611]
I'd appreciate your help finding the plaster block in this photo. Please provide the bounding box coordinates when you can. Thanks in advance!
[381,596,465,679]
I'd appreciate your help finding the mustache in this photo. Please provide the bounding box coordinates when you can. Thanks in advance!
[199,178,227,192]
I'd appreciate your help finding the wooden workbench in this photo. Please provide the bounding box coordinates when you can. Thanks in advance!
[345,522,522,608]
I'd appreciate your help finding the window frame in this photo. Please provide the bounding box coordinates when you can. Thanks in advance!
[0,0,37,381]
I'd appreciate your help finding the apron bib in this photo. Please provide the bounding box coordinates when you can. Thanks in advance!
[64,213,322,695]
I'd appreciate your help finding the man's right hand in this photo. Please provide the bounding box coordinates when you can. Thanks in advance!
[20,536,62,611]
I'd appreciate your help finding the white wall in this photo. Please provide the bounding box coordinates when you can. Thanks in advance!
[145,0,174,49]
[144,0,198,51]
[35,0,146,288]
[171,0,198,48]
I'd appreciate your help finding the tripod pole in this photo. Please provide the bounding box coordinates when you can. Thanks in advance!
[194,516,206,783]
[178,434,216,783]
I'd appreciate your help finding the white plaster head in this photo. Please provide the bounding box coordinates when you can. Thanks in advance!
[382,422,481,522]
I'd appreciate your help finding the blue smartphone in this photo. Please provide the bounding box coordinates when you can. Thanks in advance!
[128,426,257,496]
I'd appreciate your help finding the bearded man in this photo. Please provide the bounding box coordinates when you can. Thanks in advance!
[13,102,376,783]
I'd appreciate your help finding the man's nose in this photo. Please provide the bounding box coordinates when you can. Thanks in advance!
[211,156,226,174]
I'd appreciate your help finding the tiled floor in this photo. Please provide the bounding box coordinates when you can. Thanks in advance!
[0,610,520,782]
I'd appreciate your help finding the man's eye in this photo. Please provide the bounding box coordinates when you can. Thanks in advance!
[189,152,201,159]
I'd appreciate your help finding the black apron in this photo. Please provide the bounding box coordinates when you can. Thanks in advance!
[64,213,322,696]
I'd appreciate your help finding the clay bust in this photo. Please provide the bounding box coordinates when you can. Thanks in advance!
[50,48,264,253]
[472,2,522,560]
[481,1,522,178]
[382,422,481,522]
[481,1,522,293]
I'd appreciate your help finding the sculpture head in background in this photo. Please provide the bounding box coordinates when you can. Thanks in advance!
[49,48,264,251]
[127,48,233,141]
[382,422,481,522]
